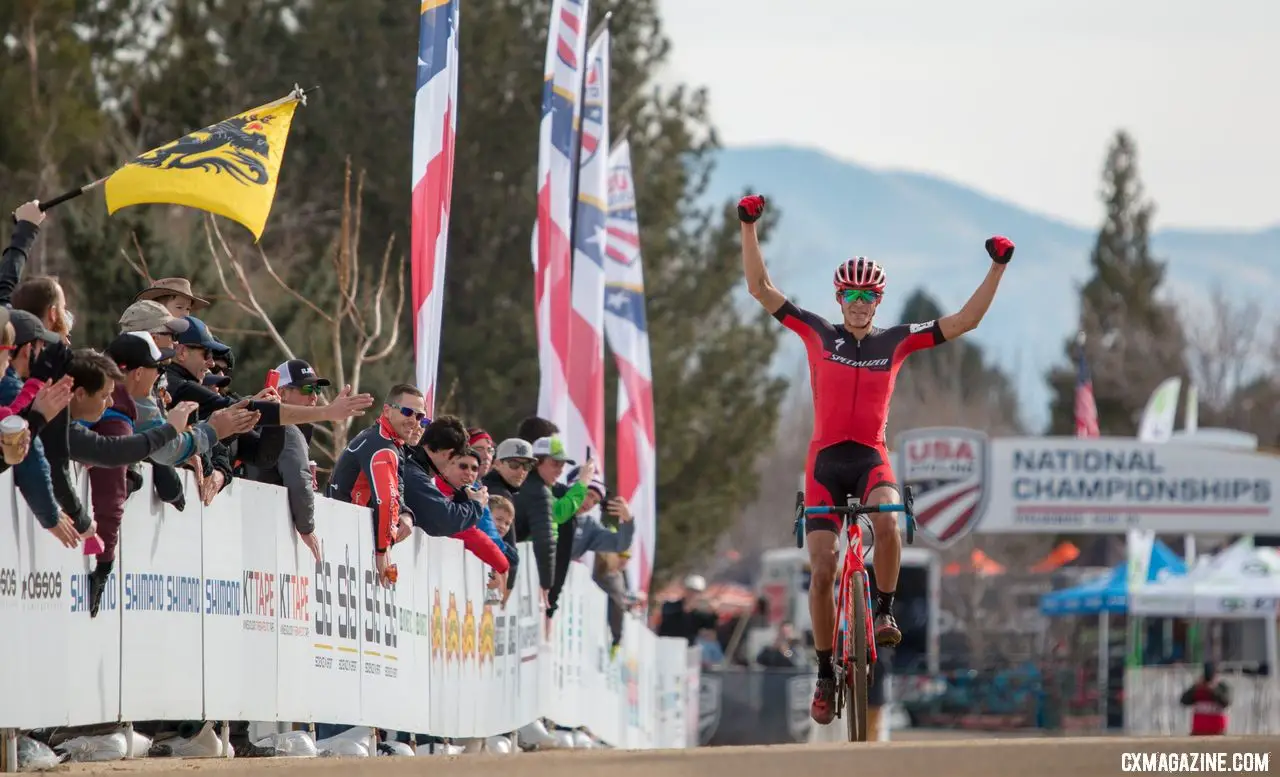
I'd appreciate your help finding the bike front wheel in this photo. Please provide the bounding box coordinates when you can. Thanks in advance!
[847,570,870,743]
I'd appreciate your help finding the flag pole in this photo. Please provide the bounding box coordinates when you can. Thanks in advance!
[35,84,319,213]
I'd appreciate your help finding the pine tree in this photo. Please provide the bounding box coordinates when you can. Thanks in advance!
[1046,131,1188,436]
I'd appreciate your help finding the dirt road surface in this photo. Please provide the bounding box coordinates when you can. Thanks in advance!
[57,735,1280,777]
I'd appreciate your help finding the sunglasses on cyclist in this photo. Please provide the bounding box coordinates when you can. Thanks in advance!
[389,404,430,426]
[840,288,881,304]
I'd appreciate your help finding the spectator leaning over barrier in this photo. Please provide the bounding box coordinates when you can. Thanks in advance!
[43,341,210,534]
[11,275,73,343]
[401,417,490,541]
[86,333,202,616]
[482,438,535,583]
[0,201,44,307]
[164,316,372,503]
[0,307,74,475]
[242,359,329,562]
[572,485,635,561]
[117,302,257,510]
[542,444,596,619]
[514,434,589,614]
[1,309,83,547]
[428,445,510,593]
[329,383,422,585]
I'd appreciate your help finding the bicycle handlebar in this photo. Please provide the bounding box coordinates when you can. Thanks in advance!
[804,503,907,516]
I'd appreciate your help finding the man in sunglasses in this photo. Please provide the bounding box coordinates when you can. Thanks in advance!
[737,194,1015,725]
[242,360,331,563]
[328,383,426,586]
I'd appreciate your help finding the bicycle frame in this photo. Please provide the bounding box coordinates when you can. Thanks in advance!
[792,488,916,742]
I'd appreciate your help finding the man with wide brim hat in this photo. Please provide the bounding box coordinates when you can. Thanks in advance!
[134,277,210,313]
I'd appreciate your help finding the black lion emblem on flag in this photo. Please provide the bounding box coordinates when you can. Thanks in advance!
[133,114,275,186]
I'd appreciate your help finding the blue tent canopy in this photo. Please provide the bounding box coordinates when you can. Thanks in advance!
[1039,540,1187,616]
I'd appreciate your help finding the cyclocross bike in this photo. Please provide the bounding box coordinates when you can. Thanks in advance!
[793,487,916,742]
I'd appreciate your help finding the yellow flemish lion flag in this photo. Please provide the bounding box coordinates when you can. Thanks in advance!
[104,89,304,241]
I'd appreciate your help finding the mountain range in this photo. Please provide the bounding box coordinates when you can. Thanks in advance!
[703,146,1280,431]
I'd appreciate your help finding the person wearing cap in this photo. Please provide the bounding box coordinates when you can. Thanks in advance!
[569,479,635,561]
[117,300,190,350]
[165,316,371,431]
[0,308,83,547]
[480,438,536,584]
[82,333,207,616]
[657,574,719,646]
[163,316,372,499]
[241,359,333,563]
[134,277,210,319]
[0,306,74,464]
[513,435,596,608]
[547,464,624,618]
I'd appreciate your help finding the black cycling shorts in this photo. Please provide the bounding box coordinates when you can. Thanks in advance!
[804,441,900,535]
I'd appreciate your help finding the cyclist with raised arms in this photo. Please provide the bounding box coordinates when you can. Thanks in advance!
[737,194,1014,724]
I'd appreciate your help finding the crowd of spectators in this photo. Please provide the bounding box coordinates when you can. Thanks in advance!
[4,199,640,754]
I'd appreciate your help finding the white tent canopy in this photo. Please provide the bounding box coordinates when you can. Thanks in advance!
[1131,539,1280,619]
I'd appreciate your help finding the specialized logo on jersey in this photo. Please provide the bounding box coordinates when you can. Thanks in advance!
[909,320,935,334]
[834,337,845,350]
[895,427,990,548]
[826,353,890,370]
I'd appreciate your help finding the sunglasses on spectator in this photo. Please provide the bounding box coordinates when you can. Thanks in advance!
[840,288,881,304]
[389,404,430,426]
[502,458,535,471]
[287,383,321,396]
[454,461,479,473]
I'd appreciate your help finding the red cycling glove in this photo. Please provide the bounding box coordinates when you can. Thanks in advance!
[737,194,766,224]
[985,235,1014,264]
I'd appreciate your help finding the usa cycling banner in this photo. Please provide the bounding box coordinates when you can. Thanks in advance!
[896,428,1280,544]
[0,467,693,747]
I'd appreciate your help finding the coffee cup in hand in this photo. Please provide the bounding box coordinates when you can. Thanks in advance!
[0,416,29,465]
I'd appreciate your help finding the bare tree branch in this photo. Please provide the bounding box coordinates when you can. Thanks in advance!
[255,243,333,324]
[1185,284,1263,412]
[207,216,296,360]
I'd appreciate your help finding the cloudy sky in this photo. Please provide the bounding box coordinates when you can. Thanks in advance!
[657,0,1279,231]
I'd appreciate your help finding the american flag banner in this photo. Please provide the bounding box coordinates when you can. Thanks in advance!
[534,0,590,432]
[602,139,657,596]
[566,28,610,468]
[411,0,460,413]
[1075,343,1100,438]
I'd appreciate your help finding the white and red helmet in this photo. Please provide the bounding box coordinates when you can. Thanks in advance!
[834,257,886,292]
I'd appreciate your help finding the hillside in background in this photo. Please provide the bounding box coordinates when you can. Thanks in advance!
[704,146,1280,431]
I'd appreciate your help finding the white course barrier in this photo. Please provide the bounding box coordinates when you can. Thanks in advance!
[0,467,695,748]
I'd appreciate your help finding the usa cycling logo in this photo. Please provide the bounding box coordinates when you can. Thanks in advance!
[894,427,990,548]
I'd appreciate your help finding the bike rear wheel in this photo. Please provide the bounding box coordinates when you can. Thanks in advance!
[847,570,869,742]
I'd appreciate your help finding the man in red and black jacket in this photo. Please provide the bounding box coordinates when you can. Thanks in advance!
[1180,662,1231,736]
[328,383,423,585]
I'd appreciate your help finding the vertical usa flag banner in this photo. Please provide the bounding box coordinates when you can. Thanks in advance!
[566,28,611,468]
[602,140,657,596]
[534,0,590,432]
[411,0,460,412]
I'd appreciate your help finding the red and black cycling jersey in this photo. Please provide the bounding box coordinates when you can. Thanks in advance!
[773,300,945,450]
[327,416,408,553]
